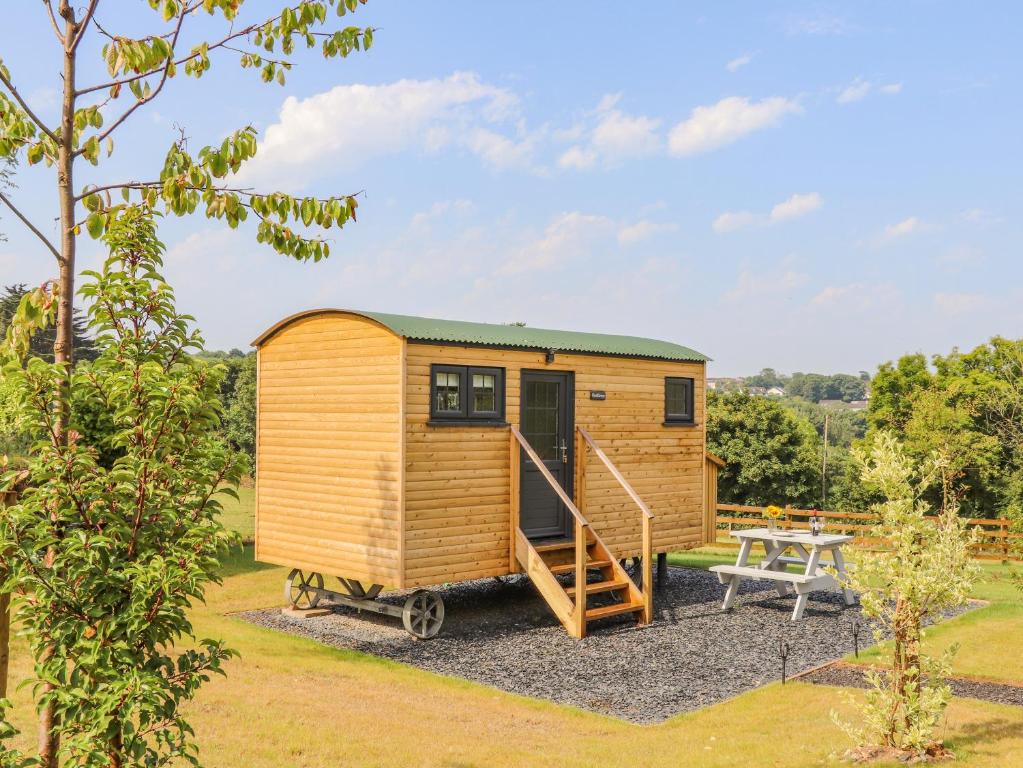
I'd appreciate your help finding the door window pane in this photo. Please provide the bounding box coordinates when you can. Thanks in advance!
[523,380,559,460]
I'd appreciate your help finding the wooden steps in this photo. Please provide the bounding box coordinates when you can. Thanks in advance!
[565,578,630,597]
[549,558,611,574]
[585,601,645,622]
[516,526,648,638]
[511,426,655,639]
[532,539,576,553]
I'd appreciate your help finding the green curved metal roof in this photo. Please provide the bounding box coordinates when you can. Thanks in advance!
[255,309,709,362]
[367,310,709,362]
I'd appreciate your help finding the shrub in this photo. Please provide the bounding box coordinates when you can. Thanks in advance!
[834,432,980,759]
[0,207,243,766]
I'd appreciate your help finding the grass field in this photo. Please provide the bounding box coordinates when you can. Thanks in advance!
[219,484,255,543]
[4,490,1023,767]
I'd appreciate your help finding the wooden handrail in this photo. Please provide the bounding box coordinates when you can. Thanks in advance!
[575,426,654,624]
[576,427,654,520]
[509,426,589,528]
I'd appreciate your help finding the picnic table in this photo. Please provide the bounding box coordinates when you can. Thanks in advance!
[709,527,856,620]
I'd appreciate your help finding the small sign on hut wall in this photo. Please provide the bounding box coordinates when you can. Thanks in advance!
[589,390,607,400]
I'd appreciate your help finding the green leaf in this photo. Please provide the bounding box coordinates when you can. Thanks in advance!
[85,212,105,239]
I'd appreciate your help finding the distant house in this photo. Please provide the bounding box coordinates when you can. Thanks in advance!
[818,399,850,410]
[847,399,869,411]
[707,377,742,391]
[766,386,785,397]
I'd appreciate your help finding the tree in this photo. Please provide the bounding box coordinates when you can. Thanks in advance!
[744,367,785,389]
[706,391,822,506]
[868,354,933,432]
[0,207,244,767]
[783,397,867,448]
[788,372,867,402]
[224,353,256,463]
[0,284,97,363]
[0,2,375,760]
[834,433,979,761]
[866,340,1023,519]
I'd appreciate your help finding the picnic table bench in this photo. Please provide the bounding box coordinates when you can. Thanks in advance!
[709,527,856,620]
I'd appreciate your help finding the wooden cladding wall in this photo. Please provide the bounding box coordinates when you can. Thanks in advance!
[403,343,706,587]
[255,314,404,585]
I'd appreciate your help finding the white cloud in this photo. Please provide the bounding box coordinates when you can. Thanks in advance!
[591,110,661,158]
[811,284,857,306]
[810,282,901,313]
[713,192,822,232]
[558,95,661,170]
[837,78,902,104]
[713,211,761,233]
[668,96,802,156]
[466,128,536,171]
[617,220,678,246]
[786,13,851,36]
[238,72,527,186]
[726,53,753,73]
[961,208,1001,225]
[882,216,922,240]
[498,212,614,275]
[725,267,808,301]
[410,199,473,229]
[837,78,872,104]
[770,192,822,221]
[558,145,598,170]
[934,292,985,315]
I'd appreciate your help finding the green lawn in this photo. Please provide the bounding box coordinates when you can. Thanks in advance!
[219,484,254,543]
[5,501,1022,766]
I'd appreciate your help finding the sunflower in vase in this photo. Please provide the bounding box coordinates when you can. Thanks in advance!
[763,504,784,531]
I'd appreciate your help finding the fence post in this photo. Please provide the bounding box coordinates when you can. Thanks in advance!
[1003,520,1010,561]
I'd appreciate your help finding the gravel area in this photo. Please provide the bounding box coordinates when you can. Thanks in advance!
[799,662,1023,708]
[238,566,973,723]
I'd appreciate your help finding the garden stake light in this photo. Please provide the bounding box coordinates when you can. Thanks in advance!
[778,638,791,685]
[852,620,861,658]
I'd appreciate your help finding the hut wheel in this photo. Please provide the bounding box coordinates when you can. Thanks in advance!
[285,569,324,609]
[401,589,445,639]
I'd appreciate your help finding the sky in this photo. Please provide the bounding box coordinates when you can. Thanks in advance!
[1,1,1021,376]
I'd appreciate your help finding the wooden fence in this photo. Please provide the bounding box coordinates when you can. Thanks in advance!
[713,503,1022,561]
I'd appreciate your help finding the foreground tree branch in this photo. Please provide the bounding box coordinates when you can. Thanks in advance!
[0,70,58,143]
[0,192,60,258]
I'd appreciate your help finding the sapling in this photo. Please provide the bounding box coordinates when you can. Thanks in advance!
[0,206,244,767]
[833,432,979,760]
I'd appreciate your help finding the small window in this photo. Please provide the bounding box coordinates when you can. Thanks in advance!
[665,377,695,424]
[472,372,498,415]
[430,364,505,423]
[433,366,465,416]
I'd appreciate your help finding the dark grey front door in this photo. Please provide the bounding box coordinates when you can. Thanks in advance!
[519,370,574,539]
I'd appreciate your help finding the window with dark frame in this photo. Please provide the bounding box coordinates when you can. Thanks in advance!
[430,364,505,423]
[664,376,695,424]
